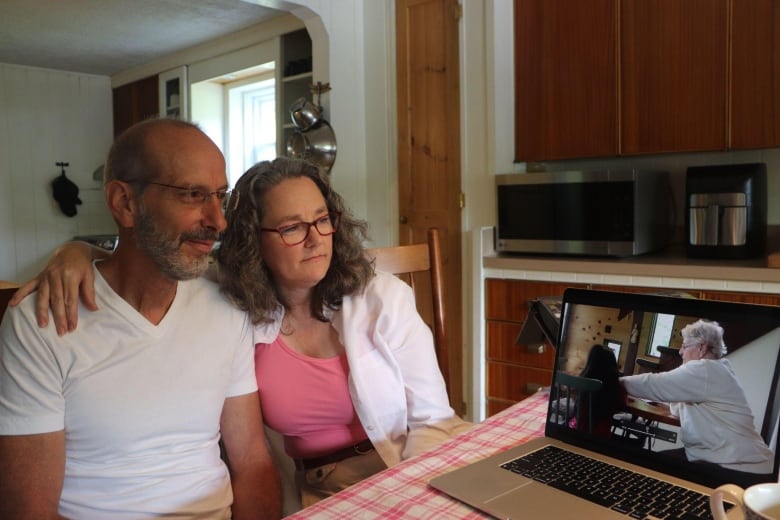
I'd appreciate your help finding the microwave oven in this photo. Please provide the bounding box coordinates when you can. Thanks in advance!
[495,170,671,257]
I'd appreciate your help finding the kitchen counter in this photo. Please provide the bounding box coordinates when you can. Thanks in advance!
[470,227,780,421]
[478,228,780,294]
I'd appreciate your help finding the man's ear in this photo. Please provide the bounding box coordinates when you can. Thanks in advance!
[105,180,139,228]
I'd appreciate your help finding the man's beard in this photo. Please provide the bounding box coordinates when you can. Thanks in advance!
[135,208,218,281]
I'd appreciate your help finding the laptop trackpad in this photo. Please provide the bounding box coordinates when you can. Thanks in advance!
[485,483,626,519]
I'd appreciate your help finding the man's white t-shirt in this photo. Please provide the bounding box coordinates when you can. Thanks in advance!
[0,265,257,519]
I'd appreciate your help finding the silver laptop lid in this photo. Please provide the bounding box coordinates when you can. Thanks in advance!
[546,288,780,489]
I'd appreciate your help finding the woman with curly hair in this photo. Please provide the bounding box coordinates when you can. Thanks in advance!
[16,156,468,509]
[216,157,467,506]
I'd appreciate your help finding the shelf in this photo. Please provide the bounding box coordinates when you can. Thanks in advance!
[282,72,312,83]
[277,28,313,157]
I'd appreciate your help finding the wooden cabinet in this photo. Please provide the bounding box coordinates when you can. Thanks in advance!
[730,0,780,149]
[620,0,728,155]
[112,75,159,138]
[485,278,780,416]
[696,290,780,307]
[514,0,776,161]
[514,0,617,161]
[485,279,583,416]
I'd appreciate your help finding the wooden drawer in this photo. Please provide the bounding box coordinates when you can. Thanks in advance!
[486,398,517,417]
[487,361,553,401]
[485,278,530,322]
[700,291,780,306]
[487,321,556,367]
[486,279,577,322]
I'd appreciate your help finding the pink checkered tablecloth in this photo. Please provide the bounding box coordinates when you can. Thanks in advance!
[286,389,549,519]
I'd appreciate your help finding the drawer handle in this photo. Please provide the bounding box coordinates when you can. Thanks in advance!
[524,382,543,394]
[525,344,546,354]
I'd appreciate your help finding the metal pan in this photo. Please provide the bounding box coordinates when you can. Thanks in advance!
[286,120,337,172]
[289,97,322,131]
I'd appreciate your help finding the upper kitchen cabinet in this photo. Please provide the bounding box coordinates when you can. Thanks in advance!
[620,0,728,155]
[514,0,618,162]
[730,0,780,149]
[514,0,777,161]
[113,75,159,138]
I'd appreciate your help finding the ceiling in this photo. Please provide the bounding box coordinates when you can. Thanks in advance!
[0,0,286,76]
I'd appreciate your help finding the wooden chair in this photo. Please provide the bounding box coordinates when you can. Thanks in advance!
[365,227,450,397]
[551,371,603,434]
[0,281,21,322]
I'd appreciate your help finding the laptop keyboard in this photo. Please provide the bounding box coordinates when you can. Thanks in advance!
[500,445,732,520]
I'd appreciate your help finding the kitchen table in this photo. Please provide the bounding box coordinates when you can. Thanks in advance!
[285,389,549,519]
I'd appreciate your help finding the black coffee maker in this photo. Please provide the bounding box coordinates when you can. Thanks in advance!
[685,163,767,259]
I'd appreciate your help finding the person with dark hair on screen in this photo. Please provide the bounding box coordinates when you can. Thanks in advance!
[577,344,627,436]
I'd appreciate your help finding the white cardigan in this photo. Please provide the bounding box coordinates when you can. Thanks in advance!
[253,271,470,467]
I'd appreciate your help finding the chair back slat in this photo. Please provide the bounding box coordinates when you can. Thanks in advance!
[365,228,450,399]
[0,283,21,323]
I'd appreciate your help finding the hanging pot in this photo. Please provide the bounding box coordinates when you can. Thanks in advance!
[289,97,322,131]
[286,120,337,173]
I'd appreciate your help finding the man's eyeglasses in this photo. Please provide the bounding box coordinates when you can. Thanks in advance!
[260,212,341,246]
[144,181,238,213]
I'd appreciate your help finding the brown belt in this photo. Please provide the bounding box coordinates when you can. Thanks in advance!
[294,439,374,470]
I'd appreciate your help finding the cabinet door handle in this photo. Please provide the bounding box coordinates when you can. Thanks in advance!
[524,382,543,394]
[525,344,546,354]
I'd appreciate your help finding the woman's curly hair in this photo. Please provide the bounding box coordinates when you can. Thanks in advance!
[215,157,375,324]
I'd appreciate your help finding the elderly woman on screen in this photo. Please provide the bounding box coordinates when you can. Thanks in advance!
[620,319,773,474]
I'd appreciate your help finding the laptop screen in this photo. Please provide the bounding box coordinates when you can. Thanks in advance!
[547,288,780,488]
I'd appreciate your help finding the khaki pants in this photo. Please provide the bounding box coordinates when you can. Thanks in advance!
[296,449,387,508]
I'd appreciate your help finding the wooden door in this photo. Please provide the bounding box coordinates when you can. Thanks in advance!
[621,0,728,155]
[730,0,780,149]
[514,0,618,161]
[396,0,464,415]
[112,75,159,138]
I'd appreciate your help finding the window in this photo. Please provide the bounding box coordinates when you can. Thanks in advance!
[604,339,622,361]
[226,74,276,184]
[647,313,675,357]
[190,61,277,188]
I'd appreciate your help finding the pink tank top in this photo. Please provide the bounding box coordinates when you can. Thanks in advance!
[255,336,368,459]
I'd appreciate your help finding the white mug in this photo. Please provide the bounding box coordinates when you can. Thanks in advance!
[710,483,780,520]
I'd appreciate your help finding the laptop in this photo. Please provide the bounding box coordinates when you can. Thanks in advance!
[430,288,780,519]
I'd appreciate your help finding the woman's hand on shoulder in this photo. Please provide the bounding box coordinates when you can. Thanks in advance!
[9,241,105,335]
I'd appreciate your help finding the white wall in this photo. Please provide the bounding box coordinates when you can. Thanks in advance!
[0,64,115,283]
